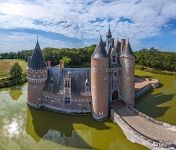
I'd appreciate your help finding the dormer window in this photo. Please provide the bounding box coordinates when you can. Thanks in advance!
[64,97,70,104]
[113,56,116,63]
[65,80,70,88]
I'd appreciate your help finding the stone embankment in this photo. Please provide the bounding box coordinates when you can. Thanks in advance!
[111,107,176,150]
[135,77,159,99]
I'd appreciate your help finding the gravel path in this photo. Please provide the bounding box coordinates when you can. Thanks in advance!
[115,107,176,144]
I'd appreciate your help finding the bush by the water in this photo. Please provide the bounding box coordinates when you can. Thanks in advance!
[0,63,26,88]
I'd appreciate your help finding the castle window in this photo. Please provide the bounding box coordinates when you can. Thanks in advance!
[64,97,70,104]
[35,70,38,73]
[99,111,103,115]
[114,72,117,76]
[40,70,43,73]
[113,56,116,63]
[64,79,71,88]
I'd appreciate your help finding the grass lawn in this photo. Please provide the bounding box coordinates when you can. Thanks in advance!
[135,69,176,125]
[0,59,27,78]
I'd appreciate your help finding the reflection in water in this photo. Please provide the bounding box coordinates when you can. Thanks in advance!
[0,84,148,150]
[9,86,22,101]
[3,119,21,138]
[26,107,111,149]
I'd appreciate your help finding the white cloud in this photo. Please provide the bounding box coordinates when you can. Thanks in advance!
[0,0,176,50]
[0,32,76,52]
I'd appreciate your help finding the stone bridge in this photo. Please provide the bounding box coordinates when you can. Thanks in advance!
[111,103,176,150]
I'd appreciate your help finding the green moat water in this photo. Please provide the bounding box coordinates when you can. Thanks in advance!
[0,70,175,150]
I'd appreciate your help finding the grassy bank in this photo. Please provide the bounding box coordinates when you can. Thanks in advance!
[135,65,176,76]
[0,59,27,88]
[135,69,176,125]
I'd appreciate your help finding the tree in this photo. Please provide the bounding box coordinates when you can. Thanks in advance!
[60,56,71,67]
[10,62,23,84]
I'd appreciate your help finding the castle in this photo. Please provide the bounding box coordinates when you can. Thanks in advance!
[27,27,135,121]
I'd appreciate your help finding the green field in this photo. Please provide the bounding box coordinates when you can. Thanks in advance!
[0,59,27,78]
[135,69,176,125]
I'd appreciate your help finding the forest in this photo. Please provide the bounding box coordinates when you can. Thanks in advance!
[0,46,176,72]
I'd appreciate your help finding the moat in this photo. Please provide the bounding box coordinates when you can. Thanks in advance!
[0,70,175,150]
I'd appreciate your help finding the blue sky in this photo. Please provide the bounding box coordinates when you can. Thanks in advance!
[0,0,176,52]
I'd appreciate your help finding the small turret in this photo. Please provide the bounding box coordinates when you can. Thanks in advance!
[119,39,135,106]
[91,36,109,121]
[27,38,48,108]
[106,26,113,53]
[106,25,112,39]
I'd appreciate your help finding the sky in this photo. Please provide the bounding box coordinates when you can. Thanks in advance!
[0,0,176,52]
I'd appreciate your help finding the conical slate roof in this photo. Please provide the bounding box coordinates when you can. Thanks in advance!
[91,36,108,58]
[123,40,134,57]
[115,40,121,54]
[30,40,46,70]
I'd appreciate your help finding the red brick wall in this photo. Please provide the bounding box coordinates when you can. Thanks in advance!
[91,58,109,120]
[27,68,48,104]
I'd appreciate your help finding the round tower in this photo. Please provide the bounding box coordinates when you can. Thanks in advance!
[119,39,135,106]
[91,36,109,121]
[27,39,48,108]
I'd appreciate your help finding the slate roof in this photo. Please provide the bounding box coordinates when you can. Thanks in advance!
[29,40,46,70]
[64,68,90,95]
[44,67,63,93]
[44,67,90,95]
[115,40,121,54]
[123,40,134,57]
[91,36,108,58]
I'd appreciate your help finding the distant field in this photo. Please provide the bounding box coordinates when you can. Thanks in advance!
[0,59,27,78]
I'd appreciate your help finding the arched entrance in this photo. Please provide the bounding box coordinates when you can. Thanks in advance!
[112,90,118,101]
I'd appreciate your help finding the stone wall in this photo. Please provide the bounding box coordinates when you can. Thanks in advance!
[135,81,159,99]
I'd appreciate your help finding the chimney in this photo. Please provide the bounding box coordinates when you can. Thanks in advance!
[59,61,64,71]
[46,61,51,67]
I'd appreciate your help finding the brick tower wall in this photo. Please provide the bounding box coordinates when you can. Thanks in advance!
[27,68,48,107]
[119,56,135,106]
[91,58,109,121]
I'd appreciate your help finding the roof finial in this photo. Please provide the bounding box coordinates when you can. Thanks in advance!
[100,34,103,42]
[107,25,112,38]
[37,35,38,43]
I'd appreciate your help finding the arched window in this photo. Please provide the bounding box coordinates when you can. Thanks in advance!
[113,56,116,62]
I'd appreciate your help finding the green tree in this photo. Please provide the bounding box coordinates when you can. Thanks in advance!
[10,62,23,84]
[60,56,71,67]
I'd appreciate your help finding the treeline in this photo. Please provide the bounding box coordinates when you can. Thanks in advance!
[0,45,96,67]
[0,46,176,72]
[134,48,176,72]
[43,45,96,67]
[0,50,32,61]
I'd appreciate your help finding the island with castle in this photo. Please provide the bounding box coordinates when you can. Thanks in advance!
[27,27,176,149]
